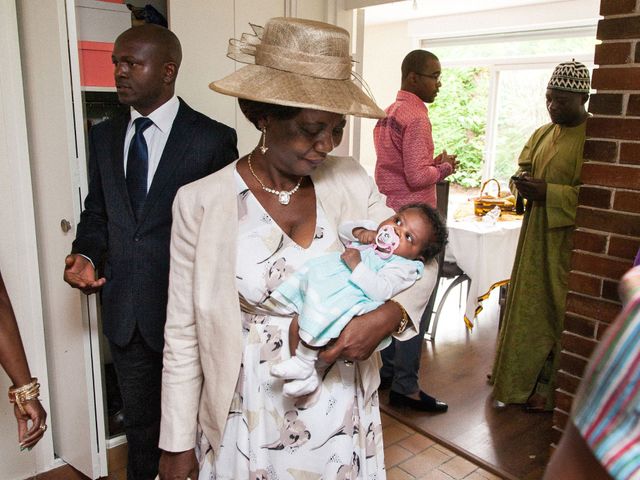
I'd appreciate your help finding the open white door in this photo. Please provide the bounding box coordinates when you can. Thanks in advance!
[16,0,107,477]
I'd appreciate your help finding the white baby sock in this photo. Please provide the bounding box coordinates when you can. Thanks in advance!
[283,372,320,398]
[270,343,318,381]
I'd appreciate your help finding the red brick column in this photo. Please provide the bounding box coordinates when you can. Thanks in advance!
[553,0,640,443]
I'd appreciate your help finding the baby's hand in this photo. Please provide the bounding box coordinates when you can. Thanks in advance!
[353,228,377,245]
[341,248,362,271]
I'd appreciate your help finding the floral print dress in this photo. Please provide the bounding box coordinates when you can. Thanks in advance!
[196,170,385,479]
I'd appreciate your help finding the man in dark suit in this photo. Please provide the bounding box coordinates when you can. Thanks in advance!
[63,24,237,480]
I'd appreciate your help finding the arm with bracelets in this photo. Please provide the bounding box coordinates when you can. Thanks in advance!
[0,270,47,449]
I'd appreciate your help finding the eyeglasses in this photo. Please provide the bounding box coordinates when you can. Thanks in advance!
[415,72,441,81]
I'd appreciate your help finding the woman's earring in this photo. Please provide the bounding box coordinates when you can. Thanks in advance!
[260,127,269,154]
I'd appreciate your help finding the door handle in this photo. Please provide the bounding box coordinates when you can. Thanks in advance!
[60,219,73,233]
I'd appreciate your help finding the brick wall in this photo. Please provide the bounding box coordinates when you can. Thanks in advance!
[553,0,640,443]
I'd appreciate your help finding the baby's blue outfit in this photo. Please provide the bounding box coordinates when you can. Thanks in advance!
[270,246,423,347]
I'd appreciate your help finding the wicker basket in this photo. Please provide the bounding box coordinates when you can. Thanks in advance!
[473,179,515,216]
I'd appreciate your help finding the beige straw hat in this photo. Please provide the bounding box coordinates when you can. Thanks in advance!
[209,17,386,119]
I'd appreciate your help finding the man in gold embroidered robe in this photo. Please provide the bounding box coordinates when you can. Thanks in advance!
[491,61,591,411]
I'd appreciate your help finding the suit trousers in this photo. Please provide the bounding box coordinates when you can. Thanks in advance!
[380,306,430,395]
[109,329,163,480]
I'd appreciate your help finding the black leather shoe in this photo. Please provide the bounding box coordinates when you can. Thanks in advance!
[389,390,448,413]
[379,376,392,390]
[108,409,125,436]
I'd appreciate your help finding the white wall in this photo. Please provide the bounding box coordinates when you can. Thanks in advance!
[406,0,600,39]
[0,1,53,478]
[169,0,244,145]
[294,0,326,21]
[360,21,415,174]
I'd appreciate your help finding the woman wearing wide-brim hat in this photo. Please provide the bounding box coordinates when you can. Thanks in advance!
[158,17,437,479]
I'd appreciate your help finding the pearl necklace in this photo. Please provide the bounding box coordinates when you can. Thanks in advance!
[247,153,303,206]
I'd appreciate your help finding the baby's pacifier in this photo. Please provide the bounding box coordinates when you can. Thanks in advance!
[375,225,400,259]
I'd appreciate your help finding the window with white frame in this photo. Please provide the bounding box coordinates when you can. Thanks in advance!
[423,27,596,188]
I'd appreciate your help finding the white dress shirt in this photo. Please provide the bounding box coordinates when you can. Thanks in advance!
[124,95,180,191]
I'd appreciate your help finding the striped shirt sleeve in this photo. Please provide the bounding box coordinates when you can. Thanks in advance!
[572,266,640,480]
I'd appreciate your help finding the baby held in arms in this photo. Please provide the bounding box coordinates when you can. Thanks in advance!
[269,203,446,397]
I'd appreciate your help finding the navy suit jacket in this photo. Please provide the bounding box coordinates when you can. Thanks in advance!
[72,98,238,352]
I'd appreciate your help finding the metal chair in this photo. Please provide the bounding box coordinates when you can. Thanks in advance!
[422,181,470,341]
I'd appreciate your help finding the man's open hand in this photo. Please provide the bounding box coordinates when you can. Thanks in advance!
[63,254,106,294]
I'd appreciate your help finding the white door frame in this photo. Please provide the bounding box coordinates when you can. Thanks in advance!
[16,0,107,476]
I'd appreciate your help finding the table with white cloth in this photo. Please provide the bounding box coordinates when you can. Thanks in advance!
[444,216,522,329]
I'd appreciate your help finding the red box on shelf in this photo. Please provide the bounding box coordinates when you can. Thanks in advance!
[78,41,115,87]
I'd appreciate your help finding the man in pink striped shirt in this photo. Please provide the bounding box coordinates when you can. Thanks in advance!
[374,49,456,211]
[375,50,455,412]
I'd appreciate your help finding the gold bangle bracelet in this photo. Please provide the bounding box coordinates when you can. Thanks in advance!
[8,378,40,415]
[388,300,409,334]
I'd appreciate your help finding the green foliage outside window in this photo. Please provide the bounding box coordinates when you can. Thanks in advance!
[492,70,552,183]
[425,35,594,188]
[429,67,489,188]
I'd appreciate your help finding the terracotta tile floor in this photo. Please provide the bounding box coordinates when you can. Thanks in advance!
[48,411,504,479]
[382,413,504,480]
